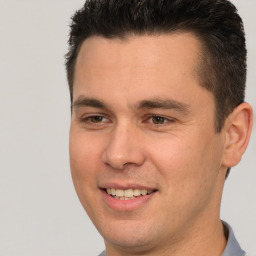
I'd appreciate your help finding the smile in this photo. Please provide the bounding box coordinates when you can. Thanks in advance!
[105,188,155,200]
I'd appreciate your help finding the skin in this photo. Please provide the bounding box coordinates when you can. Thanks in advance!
[69,33,253,256]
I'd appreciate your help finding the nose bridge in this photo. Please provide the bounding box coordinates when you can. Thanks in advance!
[102,121,145,169]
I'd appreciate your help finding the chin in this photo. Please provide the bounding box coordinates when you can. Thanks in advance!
[105,234,156,253]
[98,219,164,252]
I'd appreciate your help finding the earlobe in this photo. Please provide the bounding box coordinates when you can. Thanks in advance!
[222,102,253,168]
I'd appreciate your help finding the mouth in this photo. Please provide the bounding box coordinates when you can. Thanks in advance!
[101,185,158,211]
[104,188,156,200]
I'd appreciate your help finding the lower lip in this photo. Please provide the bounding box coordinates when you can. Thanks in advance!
[101,190,157,211]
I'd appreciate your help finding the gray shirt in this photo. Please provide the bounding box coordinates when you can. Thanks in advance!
[98,222,245,256]
[222,222,246,256]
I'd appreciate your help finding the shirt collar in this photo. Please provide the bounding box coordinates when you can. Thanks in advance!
[222,221,246,256]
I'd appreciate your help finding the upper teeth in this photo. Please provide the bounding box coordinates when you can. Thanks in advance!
[106,188,153,198]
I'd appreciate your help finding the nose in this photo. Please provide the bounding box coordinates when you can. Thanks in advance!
[101,123,146,170]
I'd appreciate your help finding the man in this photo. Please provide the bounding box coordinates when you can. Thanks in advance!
[65,0,253,255]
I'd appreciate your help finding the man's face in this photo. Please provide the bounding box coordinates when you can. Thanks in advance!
[70,33,227,252]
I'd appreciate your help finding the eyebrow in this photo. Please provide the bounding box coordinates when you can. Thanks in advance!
[72,96,190,115]
[73,97,109,111]
[135,98,190,115]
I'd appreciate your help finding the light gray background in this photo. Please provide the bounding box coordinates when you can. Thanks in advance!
[0,1,255,255]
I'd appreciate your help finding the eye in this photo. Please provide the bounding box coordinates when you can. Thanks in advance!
[80,115,110,126]
[147,115,173,125]
[89,116,104,123]
[150,116,167,124]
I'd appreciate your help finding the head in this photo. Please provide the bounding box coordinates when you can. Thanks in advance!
[66,0,247,133]
[66,0,252,255]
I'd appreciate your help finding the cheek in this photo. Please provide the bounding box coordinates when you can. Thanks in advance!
[147,133,220,198]
[69,129,104,190]
[70,127,101,164]
[69,130,106,216]
[147,136,197,179]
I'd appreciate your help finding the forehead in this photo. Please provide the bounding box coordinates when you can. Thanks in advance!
[73,33,211,109]
[75,32,202,77]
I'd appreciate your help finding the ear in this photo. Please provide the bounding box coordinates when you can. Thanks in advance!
[221,102,253,168]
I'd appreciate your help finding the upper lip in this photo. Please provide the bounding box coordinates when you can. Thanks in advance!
[99,182,157,191]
